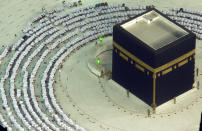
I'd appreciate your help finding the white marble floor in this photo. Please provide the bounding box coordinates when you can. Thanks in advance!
[55,36,202,131]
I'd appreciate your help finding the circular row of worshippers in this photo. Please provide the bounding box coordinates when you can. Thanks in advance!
[0,25,112,131]
[0,4,130,131]
[165,8,202,39]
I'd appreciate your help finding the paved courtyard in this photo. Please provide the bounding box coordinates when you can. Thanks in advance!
[0,0,202,131]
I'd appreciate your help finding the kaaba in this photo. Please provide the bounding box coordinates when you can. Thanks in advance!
[0,125,7,131]
[112,8,196,109]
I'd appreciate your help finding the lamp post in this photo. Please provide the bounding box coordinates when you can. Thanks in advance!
[96,58,101,70]
[96,58,102,77]
[99,36,103,47]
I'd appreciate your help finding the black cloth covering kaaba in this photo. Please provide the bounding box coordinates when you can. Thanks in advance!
[112,8,196,107]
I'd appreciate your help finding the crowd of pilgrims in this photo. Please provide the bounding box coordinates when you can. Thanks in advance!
[0,2,201,131]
